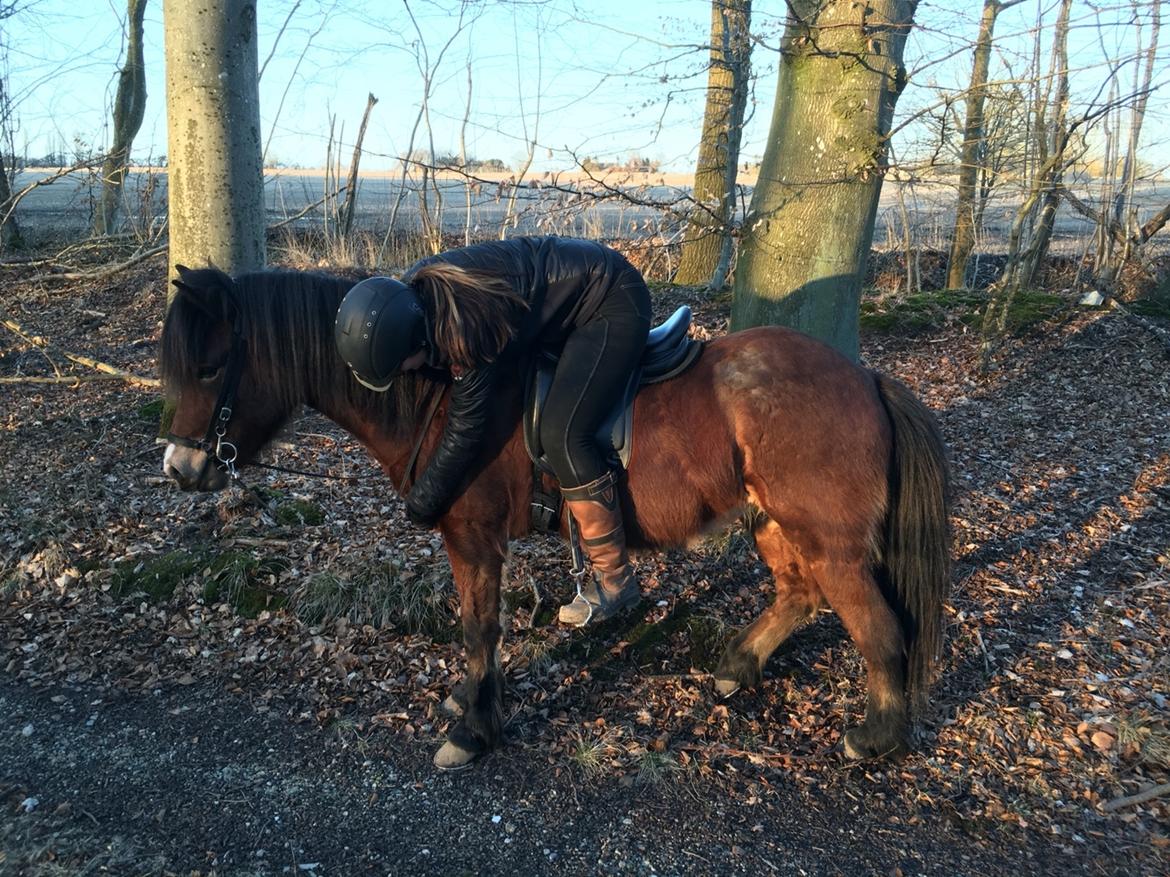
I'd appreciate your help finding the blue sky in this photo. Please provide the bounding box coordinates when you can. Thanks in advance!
[6,1,1168,174]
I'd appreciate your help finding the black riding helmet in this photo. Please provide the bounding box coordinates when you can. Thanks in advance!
[334,277,428,392]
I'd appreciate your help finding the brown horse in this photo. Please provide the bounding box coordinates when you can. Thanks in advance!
[160,266,950,768]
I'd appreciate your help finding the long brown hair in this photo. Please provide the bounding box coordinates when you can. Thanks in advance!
[410,261,528,370]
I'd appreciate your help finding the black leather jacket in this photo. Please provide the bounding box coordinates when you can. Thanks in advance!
[402,236,636,525]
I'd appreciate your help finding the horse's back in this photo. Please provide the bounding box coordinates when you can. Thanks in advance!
[626,324,890,546]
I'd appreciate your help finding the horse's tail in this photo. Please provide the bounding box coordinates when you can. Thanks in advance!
[873,373,951,712]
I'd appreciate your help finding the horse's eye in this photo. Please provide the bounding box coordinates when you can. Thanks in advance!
[198,365,223,383]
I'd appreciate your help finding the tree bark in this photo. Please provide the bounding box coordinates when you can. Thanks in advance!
[163,0,266,281]
[95,0,148,237]
[978,0,1072,371]
[1095,2,1160,295]
[946,1,1019,289]
[674,0,751,287]
[730,0,918,360]
[1016,0,1071,292]
[341,93,378,237]
[0,147,22,253]
[0,65,21,252]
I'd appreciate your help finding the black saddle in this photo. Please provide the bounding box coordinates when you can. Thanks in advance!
[524,306,704,531]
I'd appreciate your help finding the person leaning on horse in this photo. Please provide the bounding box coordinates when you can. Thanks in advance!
[333,236,652,626]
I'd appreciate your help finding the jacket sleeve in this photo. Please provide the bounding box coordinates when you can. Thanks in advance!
[404,362,498,525]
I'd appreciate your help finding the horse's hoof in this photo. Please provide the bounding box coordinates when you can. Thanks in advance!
[713,677,741,699]
[433,740,480,772]
[441,694,464,717]
[843,729,868,760]
[843,726,908,761]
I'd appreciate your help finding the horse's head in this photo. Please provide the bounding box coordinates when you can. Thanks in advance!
[159,266,293,490]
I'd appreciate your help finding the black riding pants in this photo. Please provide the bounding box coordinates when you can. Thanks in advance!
[539,267,652,489]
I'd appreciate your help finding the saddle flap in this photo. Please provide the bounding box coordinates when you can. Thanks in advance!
[524,306,703,481]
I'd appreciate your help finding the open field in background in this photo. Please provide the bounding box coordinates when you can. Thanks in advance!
[11,169,1170,263]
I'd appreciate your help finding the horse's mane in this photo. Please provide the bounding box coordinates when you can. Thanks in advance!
[159,268,441,439]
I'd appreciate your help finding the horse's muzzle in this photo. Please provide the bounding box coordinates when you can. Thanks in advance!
[163,443,229,491]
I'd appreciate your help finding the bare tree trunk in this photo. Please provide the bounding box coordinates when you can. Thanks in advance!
[1096,1,1160,295]
[459,57,473,246]
[0,147,21,252]
[0,22,22,252]
[163,0,266,281]
[95,0,148,237]
[730,0,918,361]
[340,93,377,238]
[979,0,1072,370]
[946,0,1020,289]
[1017,0,1072,292]
[675,0,751,286]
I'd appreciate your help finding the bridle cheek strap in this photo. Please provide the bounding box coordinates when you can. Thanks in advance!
[167,330,248,483]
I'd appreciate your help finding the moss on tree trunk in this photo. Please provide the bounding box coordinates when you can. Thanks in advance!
[730,0,917,361]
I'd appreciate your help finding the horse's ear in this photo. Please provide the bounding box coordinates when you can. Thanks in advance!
[170,265,240,325]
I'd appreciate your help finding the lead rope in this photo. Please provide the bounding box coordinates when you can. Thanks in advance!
[397,384,447,495]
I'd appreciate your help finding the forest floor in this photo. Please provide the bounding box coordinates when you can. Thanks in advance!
[0,253,1168,876]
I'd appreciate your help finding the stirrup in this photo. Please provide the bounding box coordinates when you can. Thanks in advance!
[557,574,640,627]
[562,591,598,626]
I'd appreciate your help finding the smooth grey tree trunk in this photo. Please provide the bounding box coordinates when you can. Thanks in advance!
[163,0,265,280]
[730,0,918,361]
[95,0,148,237]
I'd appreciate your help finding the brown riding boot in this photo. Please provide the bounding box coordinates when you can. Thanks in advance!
[558,470,641,627]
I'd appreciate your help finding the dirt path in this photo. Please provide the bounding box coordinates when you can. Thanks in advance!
[3,677,1086,876]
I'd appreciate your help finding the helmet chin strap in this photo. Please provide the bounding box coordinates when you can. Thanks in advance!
[352,370,395,393]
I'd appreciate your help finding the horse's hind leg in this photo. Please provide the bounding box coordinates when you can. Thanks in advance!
[433,522,507,771]
[714,517,820,696]
[819,558,910,759]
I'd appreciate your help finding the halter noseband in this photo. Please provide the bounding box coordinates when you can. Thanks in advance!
[167,319,248,484]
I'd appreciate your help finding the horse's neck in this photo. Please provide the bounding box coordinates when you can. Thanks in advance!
[304,370,424,492]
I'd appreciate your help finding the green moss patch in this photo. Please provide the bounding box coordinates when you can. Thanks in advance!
[109,549,287,616]
[110,549,208,600]
[1001,290,1067,332]
[137,398,165,422]
[275,499,326,527]
[201,551,289,617]
[860,288,985,333]
[860,287,1068,335]
[1128,296,1170,320]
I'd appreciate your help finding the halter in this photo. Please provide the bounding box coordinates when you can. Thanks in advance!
[165,315,439,490]
[166,317,249,484]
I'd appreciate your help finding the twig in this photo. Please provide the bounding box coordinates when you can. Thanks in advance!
[528,577,543,630]
[229,536,293,549]
[974,628,991,673]
[21,244,167,285]
[1,313,159,388]
[1102,782,1170,812]
[0,374,131,385]
[268,187,348,231]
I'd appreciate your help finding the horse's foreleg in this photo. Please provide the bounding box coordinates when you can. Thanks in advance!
[714,517,819,696]
[433,523,506,771]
